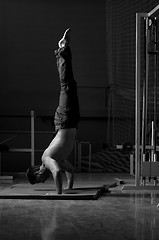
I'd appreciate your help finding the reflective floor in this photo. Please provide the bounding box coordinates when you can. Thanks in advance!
[0,173,159,240]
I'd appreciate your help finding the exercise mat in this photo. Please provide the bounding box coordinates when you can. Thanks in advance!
[0,182,112,200]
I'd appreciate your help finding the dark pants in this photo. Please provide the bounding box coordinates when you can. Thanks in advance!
[54,46,80,131]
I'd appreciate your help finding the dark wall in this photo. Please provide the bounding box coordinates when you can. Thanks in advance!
[2,0,159,173]
[0,0,107,116]
[0,0,108,173]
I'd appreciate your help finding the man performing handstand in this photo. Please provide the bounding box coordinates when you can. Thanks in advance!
[26,29,80,194]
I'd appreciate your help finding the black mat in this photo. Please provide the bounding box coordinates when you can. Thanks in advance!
[0,182,113,200]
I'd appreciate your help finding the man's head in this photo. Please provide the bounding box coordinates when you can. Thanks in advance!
[26,165,50,184]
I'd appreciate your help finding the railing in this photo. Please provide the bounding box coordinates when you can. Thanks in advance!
[0,110,55,177]
[0,111,92,177]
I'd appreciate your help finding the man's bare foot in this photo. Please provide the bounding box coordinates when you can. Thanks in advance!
[58,28,71,48]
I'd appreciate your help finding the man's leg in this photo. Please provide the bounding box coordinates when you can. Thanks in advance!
[61,160,74,189]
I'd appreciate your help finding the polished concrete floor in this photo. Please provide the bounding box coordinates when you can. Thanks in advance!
[0,173,159,240]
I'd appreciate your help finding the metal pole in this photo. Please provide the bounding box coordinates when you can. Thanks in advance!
[88,143,92,173]
[151,121,155,162]
[153,18,157,162]
[74,141,77,171]
[135,13,148,187]
[0,152,1,176]
[141,17,149,163]
[31,110,35,166]
[78,142,81,172]
[135,13,142,186]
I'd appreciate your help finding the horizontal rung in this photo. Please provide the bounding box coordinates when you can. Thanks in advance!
[9,148,32,152]
[116,145,159,150]
[148,51,158,54]
[0,131,55,134]
[0,176,13,180]
[1,148,45,153]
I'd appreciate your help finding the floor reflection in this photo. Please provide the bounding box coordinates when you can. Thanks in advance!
[40,202,79,240]
[1,173,159,240]
[132,193,159,240]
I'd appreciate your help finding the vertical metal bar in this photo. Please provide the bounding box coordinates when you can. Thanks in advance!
[107,88,111,145]
[0,152,1,176]
[106,0,114,146]
[88,143,92,173]
[135,13,141,186]
[141,17,148,163]
[141,17,149,189]
[31,110,35,166]
[78,142,81,172]
[153,17,157,162]
[130,154,134,175]
[74,141,77,171]
[151,121,155,162]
